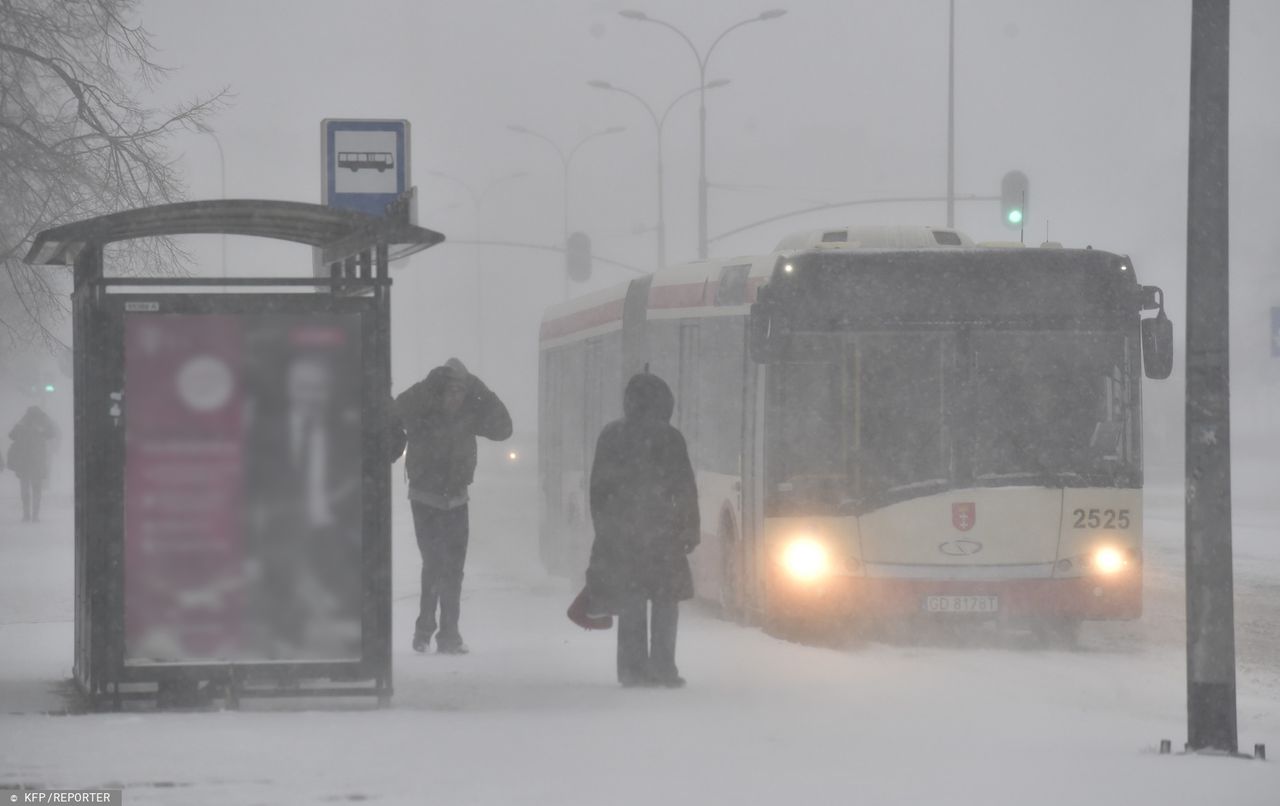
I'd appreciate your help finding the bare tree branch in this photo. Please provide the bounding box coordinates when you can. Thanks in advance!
[0,0,228,356]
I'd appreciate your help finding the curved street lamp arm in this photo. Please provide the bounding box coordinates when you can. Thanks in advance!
[566,128,619,167]
[704,16,768,69]
[660,85,704,131]
[510,126,567,167]
[606,85,660,131]
[639,16,704,74]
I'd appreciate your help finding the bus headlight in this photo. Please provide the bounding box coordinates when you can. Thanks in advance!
[1092,546,1128,575]
[782,538,830,583]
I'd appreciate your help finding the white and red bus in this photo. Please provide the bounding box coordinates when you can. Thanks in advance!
[538,225,1173,638]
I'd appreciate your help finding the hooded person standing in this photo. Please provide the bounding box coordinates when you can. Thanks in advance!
[395,359,511,654]
[586,372,699,687]
[8,405,58,523]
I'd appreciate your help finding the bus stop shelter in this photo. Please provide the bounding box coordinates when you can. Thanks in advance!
[24,198,443,709]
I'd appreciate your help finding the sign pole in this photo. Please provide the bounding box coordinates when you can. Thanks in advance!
[1184,0,1237,754]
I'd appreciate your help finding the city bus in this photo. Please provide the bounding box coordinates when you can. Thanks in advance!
[538,225,1173,639]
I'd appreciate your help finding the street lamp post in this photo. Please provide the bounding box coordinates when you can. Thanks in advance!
[588,78,730,269]
[507,124,625,296]
[426,170,527,374]
[619,8,786,259]
[947,0,956,228]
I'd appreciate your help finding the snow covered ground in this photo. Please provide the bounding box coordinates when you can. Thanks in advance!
[1,468,1277,805]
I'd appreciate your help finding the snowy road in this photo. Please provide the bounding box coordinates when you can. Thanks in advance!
[1,471,1277,805]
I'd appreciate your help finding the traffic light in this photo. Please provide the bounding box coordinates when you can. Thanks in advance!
[566,231,591,283]
[1001,170,1029,230]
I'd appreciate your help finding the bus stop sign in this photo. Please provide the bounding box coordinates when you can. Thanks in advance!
[322,119,410,217]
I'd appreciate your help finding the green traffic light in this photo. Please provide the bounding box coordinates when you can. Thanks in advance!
[1007,209,1023,225]
[44,384,55,392]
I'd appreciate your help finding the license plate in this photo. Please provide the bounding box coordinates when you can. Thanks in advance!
[923,595,999,613]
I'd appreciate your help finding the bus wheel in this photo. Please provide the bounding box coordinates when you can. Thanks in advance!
[718,516,745,623]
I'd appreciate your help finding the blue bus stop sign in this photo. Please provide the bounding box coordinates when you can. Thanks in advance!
[322,119,410,217]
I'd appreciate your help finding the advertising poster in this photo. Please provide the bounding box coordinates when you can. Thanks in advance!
[124,313,364,663]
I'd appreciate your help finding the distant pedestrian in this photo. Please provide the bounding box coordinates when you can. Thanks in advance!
[396,359,512,654]
[586,371,699,688]
[8,405,58,523]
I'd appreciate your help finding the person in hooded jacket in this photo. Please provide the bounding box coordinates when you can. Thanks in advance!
[586,372,699,687]
[8,405,58,523]
[395,358,511,654]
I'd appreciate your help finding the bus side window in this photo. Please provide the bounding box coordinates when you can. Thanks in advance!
[715,264,751,306]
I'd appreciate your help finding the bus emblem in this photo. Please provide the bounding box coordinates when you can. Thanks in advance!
[952,502,976,531]
[939,538,983,557]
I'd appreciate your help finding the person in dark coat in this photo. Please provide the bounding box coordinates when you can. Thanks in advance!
[586,372,699,687]
[396,358,511,654]
[8,405,58,523]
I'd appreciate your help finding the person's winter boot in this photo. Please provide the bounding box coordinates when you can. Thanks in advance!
[412,633,430,653]
[618,671,650,688]
[436,637,468,655]
[648,664,685,689]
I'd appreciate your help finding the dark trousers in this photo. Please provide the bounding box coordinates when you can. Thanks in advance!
[411,502,469,645]
[19,477,43,521]
[617,594,679,684]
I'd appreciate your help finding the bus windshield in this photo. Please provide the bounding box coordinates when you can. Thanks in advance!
[970,331,1136,483]
[765,329,1139,515]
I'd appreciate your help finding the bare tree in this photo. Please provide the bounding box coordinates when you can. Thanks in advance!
[0,0,226,354]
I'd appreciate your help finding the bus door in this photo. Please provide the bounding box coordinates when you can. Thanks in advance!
[583,339,607,472]
[677,323,700,448]
[740,354,766,616]
[539,350,566,571]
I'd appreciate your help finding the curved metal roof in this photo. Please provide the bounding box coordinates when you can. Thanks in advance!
[23,199,444,266]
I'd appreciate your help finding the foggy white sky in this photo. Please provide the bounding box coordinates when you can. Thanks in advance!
[137,0,1279,439]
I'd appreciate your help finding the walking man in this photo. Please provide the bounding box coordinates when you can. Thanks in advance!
[396,359,511,654]
[586,372,699,687]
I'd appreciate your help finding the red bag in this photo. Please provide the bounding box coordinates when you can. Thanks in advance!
[567,587,613,630]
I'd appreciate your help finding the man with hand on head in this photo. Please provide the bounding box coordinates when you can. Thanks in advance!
[395,358,511,654]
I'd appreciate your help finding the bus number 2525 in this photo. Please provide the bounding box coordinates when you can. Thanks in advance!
[1072,509,1131,529]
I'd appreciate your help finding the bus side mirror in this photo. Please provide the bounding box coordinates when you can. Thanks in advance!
[1141,310,1173,380]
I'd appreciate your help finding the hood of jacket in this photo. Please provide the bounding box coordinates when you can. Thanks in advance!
[622,372,674,423]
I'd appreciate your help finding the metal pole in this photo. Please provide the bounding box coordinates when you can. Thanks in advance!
[475,225,484,374]
[657,134,666,269]
[946,0,955,229]
[697,65,708,260]
[562,158,570,300]
[1185,0,1236,755]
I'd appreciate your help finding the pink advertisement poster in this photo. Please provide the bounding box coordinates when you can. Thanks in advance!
[124,313,363,663]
